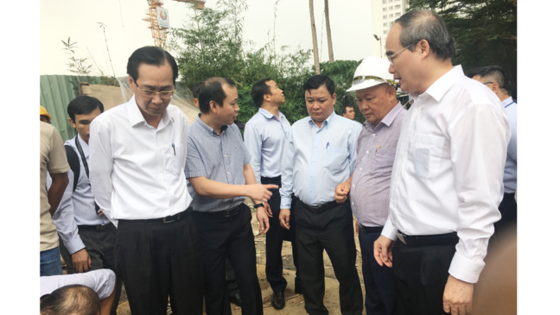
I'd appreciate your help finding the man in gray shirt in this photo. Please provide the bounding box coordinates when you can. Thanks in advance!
[185,77,277,315]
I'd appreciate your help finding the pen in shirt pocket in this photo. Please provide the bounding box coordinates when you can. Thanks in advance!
[172,143,176,156]
[375,145,380,155]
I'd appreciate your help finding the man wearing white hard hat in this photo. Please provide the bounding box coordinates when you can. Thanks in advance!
[334,56,404,315]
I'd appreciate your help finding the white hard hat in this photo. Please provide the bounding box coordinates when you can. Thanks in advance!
[346,56,396,92]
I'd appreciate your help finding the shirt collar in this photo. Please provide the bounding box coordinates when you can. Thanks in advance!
[420,65,465,103]
[308,110,337,128]
[195,113,228,135]
[502,96,515,107]
[126,95,173,128]
[365,102,403,130]
[258,107,286,121]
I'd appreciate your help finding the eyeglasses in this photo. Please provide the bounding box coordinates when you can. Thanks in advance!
[135,83,175,98]
[387,44,414,64]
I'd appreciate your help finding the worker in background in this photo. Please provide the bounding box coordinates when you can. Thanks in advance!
[244,78,301,310]
[53,96,122,315]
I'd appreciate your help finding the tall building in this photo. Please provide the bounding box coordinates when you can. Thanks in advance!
[371,0,409,57]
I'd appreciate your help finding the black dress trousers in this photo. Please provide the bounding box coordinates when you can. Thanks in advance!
[392,235,457,315]
[261,176,300,294]
[192,204,263,315]
[295,198,363,315]
[114,210,204,315]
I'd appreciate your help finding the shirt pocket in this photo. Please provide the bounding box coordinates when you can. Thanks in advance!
[323,146,349,171]
[370,148,396,176]
[165,143,184,177]
[407,134,445,180]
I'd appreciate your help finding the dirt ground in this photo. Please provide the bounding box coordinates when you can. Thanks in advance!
[115,209,366,315]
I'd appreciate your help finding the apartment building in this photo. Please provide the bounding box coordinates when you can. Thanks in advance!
[371,0,409,57]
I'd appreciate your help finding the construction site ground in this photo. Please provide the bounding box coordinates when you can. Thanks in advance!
[110,209,367,315]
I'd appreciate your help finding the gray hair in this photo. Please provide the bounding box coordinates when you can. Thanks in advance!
[395,9,455,61]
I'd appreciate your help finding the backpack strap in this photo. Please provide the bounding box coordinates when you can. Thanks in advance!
[64,145,80,192]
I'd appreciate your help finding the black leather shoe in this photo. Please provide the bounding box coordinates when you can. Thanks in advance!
[271,292,285,310]
[229,292,242,307]
[294,283,302,295]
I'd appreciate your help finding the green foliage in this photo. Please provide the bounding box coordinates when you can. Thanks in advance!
[319,59,364,122]
[170,0,314,124]
[408,0,517,97]
[61,37,93,77]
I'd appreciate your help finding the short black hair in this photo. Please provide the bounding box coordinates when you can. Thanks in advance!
[67,96,105,122]
[251,78,272,107]
[127,46,179,85]
[192,81,204,99]
[199,77,236,114]
[467,65,509,91]
[303,75,335,96]
[342,105,354,115]
[40,285,100,315]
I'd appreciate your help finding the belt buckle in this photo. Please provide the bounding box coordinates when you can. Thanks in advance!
[224,208,233,217]
[309,205,320,213]
[396,232,407,245]
[163,214,179,224]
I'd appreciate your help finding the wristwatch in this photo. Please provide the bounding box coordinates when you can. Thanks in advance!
[254,202,265,209]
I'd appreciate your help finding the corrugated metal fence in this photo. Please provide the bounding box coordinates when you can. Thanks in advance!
[40,75,109,141]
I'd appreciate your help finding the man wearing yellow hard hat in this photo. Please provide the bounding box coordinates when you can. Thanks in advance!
[40,106,52,124]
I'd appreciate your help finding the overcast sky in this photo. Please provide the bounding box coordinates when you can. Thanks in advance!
[40,0,374,77]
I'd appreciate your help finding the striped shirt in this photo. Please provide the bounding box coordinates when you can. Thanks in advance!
[350,103,405,227]
[185,114,251,212]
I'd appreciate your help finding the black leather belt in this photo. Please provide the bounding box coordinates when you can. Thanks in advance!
[300,200,339,213]
[396,230,459,246]
[144,209,190,224]
[359,225,384,233]
[194,203,243,217]
[78,224,109,231]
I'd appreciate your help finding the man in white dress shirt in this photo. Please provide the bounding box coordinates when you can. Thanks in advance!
[89,46,203,315]
[373,10,510,315]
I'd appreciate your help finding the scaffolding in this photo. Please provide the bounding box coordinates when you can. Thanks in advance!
[173,0,205,10]
[142,0,168,50]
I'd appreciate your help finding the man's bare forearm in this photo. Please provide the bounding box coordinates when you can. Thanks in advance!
[48,172,69,216]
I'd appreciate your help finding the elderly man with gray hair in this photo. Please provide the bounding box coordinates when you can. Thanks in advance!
[334,56,405,315]
[373,10,510,315]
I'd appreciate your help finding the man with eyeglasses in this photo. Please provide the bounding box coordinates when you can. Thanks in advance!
[467,66,517,244]
[89,46,203,315]
[335,56,404,315]
[373,10,510,315]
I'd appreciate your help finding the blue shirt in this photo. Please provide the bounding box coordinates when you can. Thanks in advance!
[502,96,517,193]
[280,112,361,209]
[185,115,251,212]
[244,108,291,183]
[53,136,110,255]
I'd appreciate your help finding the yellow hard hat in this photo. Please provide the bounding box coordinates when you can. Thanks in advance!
[40,106,51,120]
